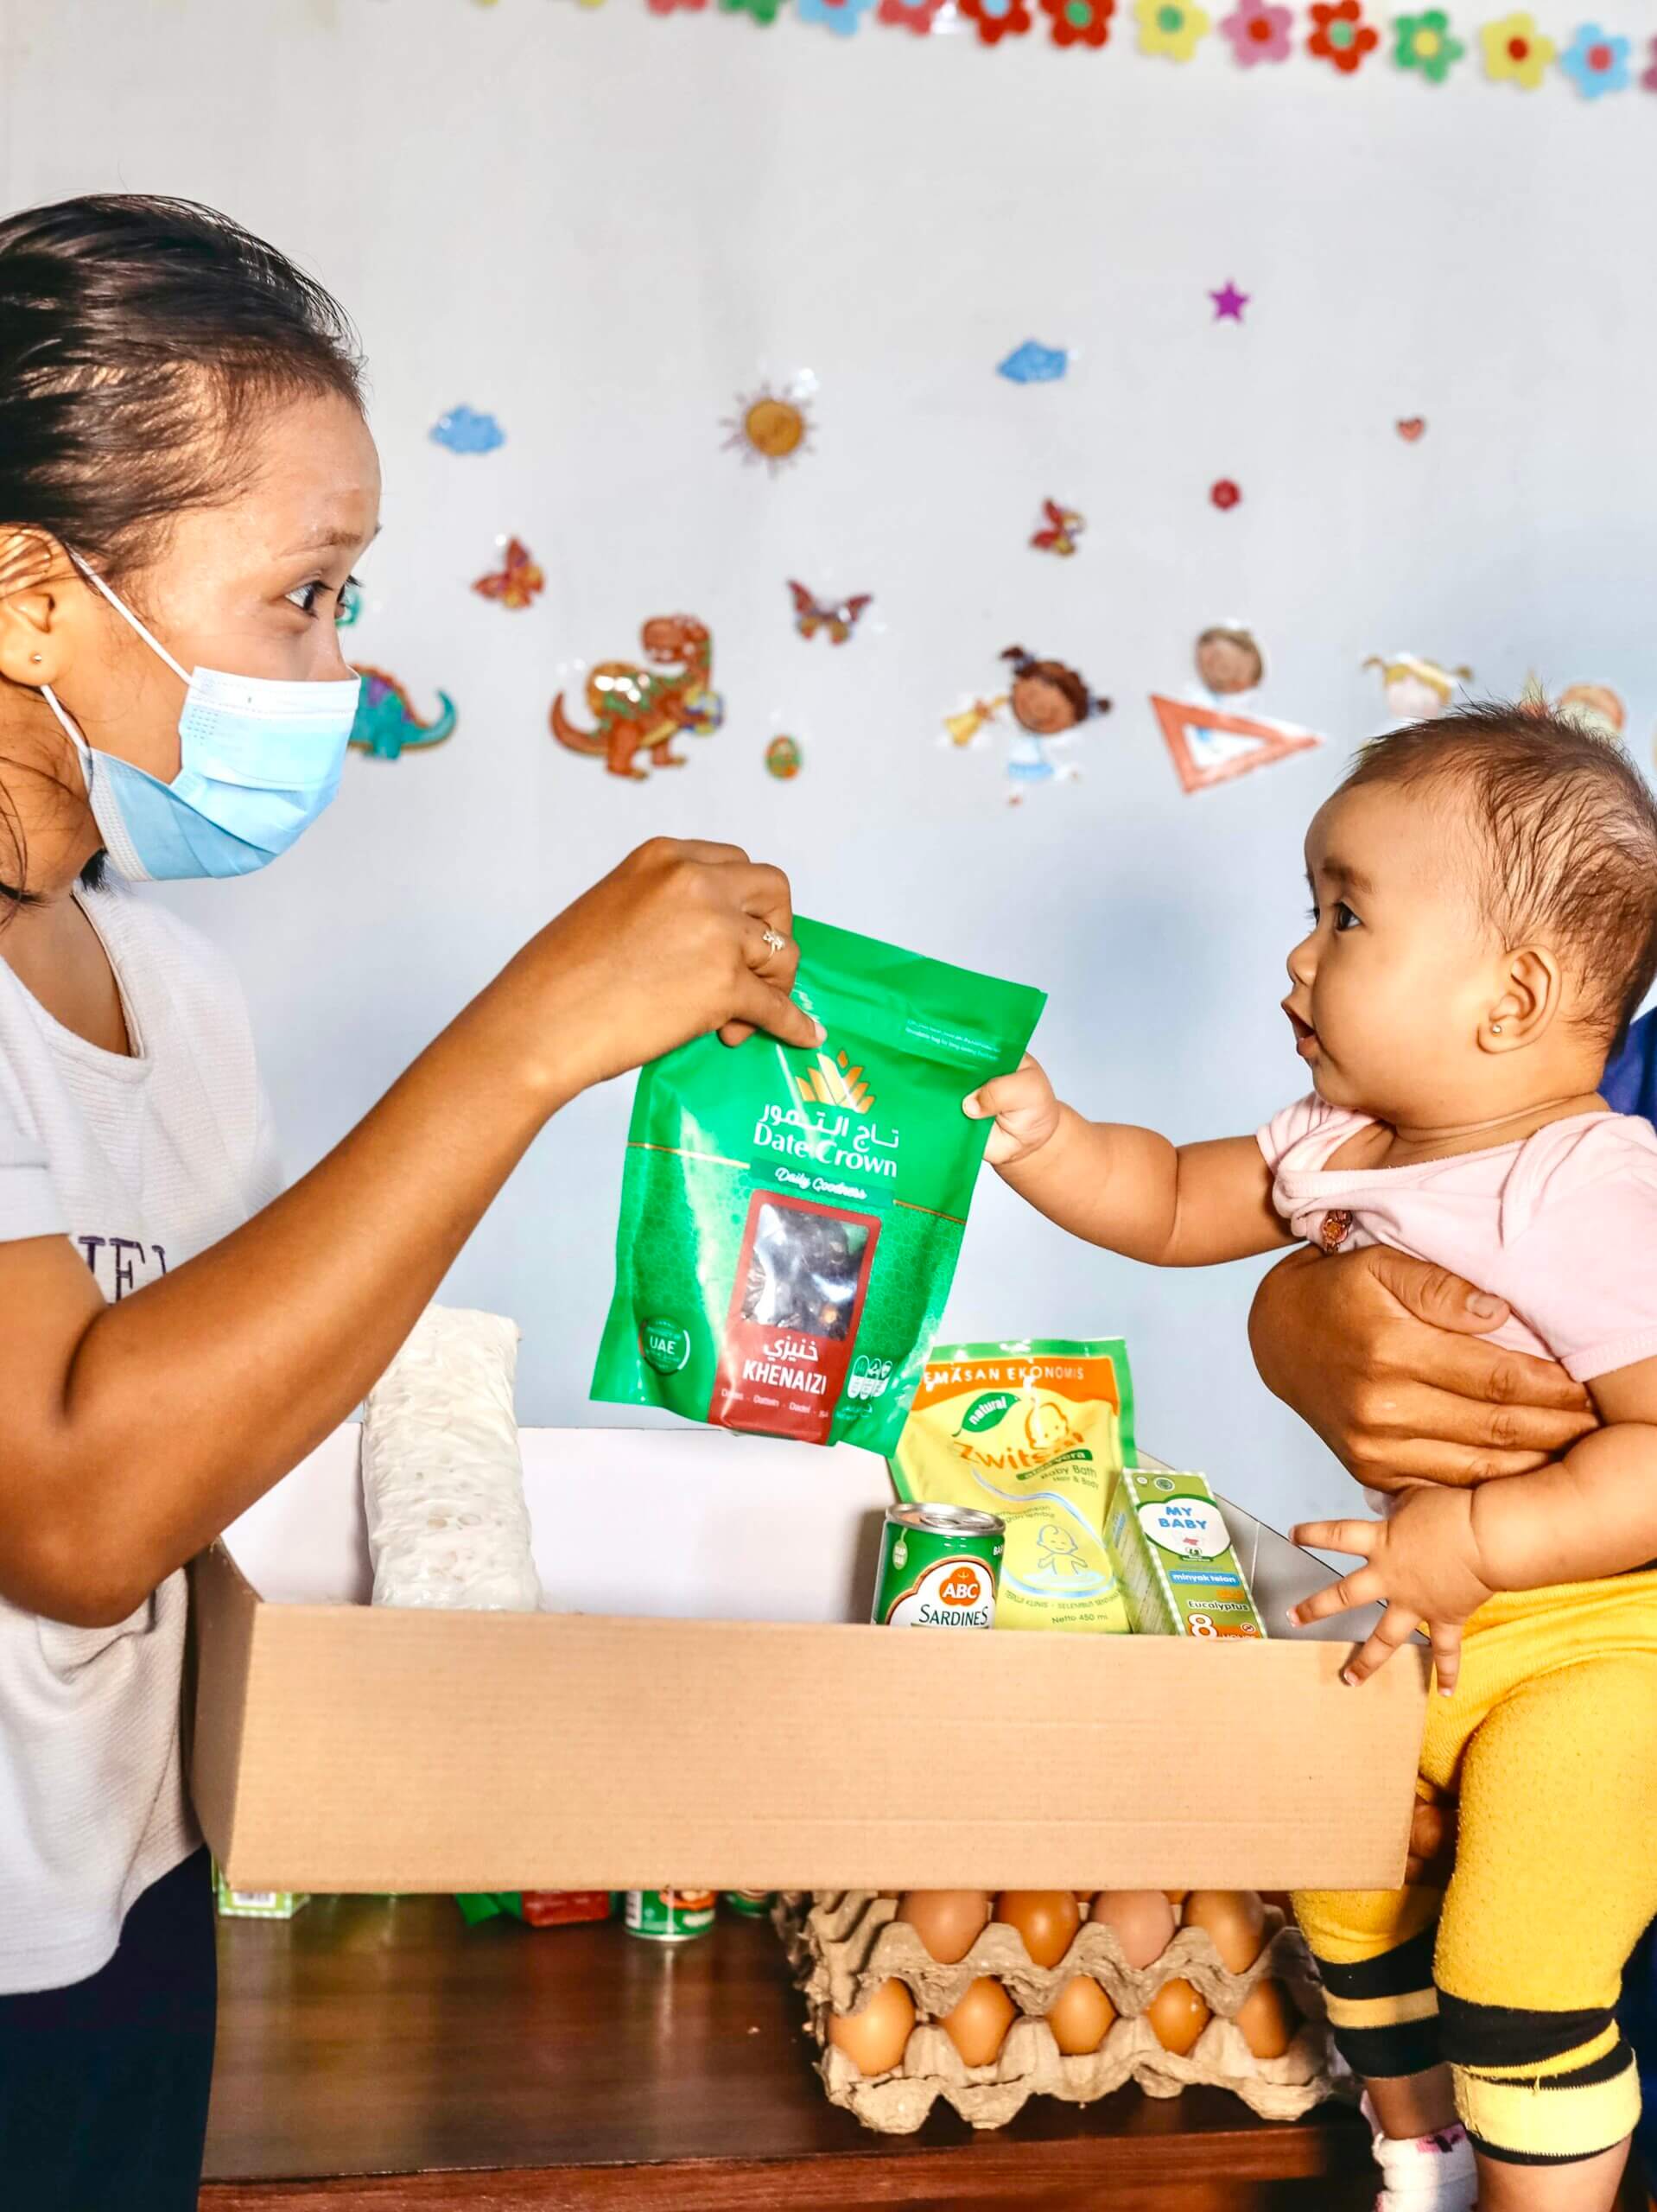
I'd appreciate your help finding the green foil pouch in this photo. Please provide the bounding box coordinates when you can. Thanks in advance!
[592,917,1044,1455]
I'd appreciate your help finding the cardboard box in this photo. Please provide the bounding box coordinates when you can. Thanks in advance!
[191,1428,1427,1897]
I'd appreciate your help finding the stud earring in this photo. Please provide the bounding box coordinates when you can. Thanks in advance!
[1491,1022,1504,1034]
[29,653,41,664]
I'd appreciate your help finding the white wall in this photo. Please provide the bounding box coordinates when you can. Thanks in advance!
[4,0,1655,1535]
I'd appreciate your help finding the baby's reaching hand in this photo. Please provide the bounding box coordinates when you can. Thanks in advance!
[963,1054,1062,1168]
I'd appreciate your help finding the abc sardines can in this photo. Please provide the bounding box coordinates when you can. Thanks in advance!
[873,1503,1004,1628]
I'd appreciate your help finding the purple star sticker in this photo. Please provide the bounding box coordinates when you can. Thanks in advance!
[1210,282,1249,322]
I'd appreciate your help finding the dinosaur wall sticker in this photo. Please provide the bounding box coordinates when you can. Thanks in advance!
[348,668,459,761]
[549,614,722,781]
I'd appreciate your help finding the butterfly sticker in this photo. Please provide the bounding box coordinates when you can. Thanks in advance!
[473,537,545,612]
[788,580,873,646]
[1030,499,1085,557]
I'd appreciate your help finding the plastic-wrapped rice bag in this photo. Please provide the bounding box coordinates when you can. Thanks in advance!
[361,1306,541,1611]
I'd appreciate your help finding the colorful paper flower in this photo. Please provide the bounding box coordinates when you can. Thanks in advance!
[649,0,707,12]
[1210,479,1242,511]
[960,0,1033,40]
[1392,7,1463,78]
[1220,1,1293,62]
[1308,0,1378,67]
[878,0,946,27]
[1043,0,1115,45]
[718,0,785,23]
[1642,34,1657,89]
[1558,22,1629,95]
[797,0,874,29]
[1134,0,1211,58]
[1479,9,1553,80]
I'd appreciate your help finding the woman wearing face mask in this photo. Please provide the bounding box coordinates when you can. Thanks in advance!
[0,194,817,2209]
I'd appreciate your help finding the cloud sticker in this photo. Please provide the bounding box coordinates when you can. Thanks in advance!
[997,341,1069,385]
[430,405,505,455]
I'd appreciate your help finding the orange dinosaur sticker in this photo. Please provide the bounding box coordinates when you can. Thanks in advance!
[549,615,722,781]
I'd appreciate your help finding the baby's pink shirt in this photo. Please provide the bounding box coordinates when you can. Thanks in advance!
[1258,1096,1657,1385]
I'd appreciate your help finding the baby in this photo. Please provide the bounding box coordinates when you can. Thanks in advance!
[967,703,1657,2212]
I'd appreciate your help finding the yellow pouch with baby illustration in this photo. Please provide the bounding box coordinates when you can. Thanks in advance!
[888,1339,1134,1633]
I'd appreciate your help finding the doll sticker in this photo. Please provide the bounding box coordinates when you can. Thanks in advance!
[1364,652,1472,725]
[1194,623,1266,701]
[947,645,1111,806]
[549,615,721,781]
[1152,623,1318,793]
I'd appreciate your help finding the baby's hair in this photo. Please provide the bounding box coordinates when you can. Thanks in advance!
[1342,701,1657,1052]
[1000,645,1110,722]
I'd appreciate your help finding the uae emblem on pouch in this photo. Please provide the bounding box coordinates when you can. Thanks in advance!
[549,615,722,781]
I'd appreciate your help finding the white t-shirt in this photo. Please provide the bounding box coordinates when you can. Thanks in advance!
[0,882,280,1993]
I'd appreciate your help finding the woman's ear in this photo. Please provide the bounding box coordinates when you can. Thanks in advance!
[1482,946,1560,1052]
[0,531,64,690]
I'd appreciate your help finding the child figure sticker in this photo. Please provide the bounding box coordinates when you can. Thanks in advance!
[1138,1491,1234,1560]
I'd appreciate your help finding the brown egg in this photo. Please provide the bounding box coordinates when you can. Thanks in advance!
[1182,1891,1267,1975]
[896,1890,991,1965]
[1235,1979,1298,2061]
[1048,1974,1116,2056]
[827,1978,916,2076]
[1089,1890,1178,1969]
[942,1975,1018,2067]
[994,1891,1080,1968]
[1146,1978,1210,2057]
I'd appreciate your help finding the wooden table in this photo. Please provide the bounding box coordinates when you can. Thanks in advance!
[201,1897,1384,2209]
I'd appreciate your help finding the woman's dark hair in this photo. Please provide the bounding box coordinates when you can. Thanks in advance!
[1000,645,1110,726]
[0,194,364,904]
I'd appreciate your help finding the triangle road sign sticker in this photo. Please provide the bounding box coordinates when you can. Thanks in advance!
[1150,696,1324,795]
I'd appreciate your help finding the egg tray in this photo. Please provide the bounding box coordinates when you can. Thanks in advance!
[776,1891,1349,2137]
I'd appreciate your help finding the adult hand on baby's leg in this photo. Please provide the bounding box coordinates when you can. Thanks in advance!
[1290,1488,1497,1695]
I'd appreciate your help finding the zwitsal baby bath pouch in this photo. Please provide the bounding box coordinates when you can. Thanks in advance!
[591,918,1045,1454]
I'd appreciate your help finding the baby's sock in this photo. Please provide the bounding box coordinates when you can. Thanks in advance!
[1362,2094,1476,2212]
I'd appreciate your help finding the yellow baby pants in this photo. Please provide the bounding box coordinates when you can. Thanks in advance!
[1294,1571,1657,2168]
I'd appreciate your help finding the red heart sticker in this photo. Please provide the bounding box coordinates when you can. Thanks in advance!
[1396,417,1426,442]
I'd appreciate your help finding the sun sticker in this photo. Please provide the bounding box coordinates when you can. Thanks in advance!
[722,379,816,473]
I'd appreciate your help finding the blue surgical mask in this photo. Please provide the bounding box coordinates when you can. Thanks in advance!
[40,552,361,883]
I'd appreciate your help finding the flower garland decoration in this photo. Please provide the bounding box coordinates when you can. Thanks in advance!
[960,0,1034,38]
[718,0,785,22]
[877,0,946,28]
[1308,0,1380,69]
[1134,0,1211,59]
[649,0,707,11]
[1641,34,1657,89]
[1478,8,1554,80]
[1392,6,1464,77]
[1558,22,1629,93]
[797,0,875,29]
[1042,0,1115,46]
[1220,0,1293,61]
